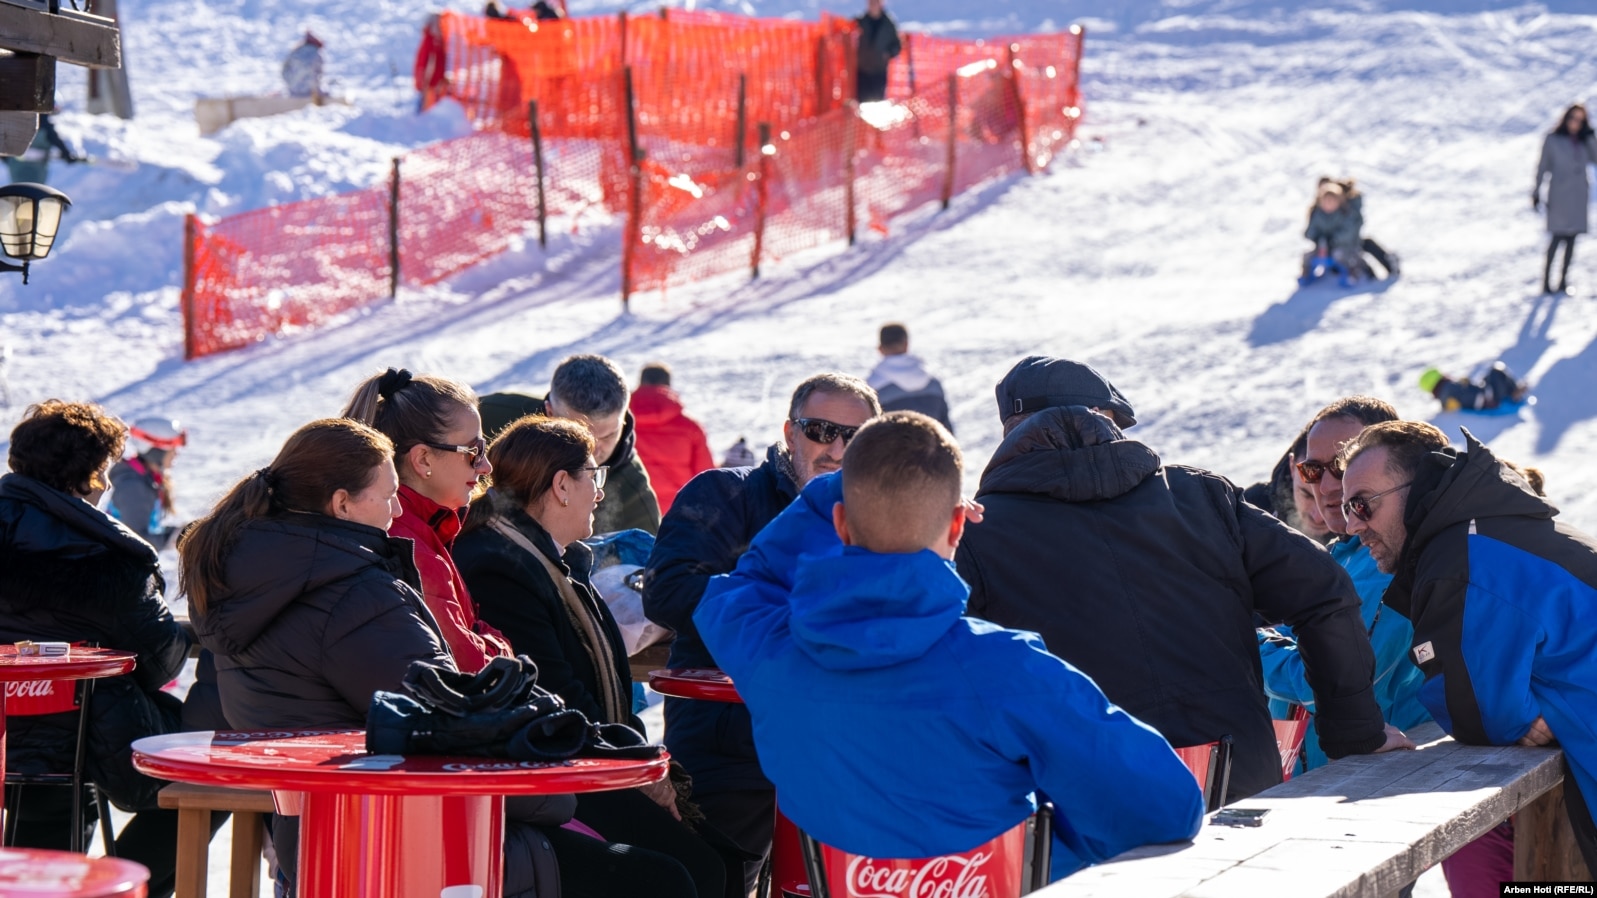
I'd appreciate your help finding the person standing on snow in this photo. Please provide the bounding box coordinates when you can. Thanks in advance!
[4,114,83,185]
[854,0,901,103]
[866,323,953,432]
[108,416,187,552]
[282,32,325,101]
[1533,103,1597,295]
[629,363,715,515]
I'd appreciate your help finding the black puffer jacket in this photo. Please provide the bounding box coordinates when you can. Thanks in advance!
[0,473,190,811]
[642,443,799,794]
[455,501,643,732]
[955,408,1385,802]
[191,514,565,898]
[191,515,452,730]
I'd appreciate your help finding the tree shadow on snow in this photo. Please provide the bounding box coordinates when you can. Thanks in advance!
[1247,277,1397,347]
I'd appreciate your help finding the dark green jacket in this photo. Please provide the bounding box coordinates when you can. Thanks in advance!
[479,391,661,536]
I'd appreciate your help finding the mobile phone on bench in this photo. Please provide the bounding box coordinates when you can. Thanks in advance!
[1211,807,1270,827]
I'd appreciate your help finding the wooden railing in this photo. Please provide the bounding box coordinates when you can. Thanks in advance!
[1041,723,1591,897]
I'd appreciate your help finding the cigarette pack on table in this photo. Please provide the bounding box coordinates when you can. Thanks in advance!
[15,641,70,657]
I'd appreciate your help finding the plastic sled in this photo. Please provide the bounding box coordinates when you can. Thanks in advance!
[1298,255,1353,289]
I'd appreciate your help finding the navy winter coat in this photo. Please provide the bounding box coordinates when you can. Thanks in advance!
[642,443,798,794]
[955,407,1386,802]
[0,473,190,812]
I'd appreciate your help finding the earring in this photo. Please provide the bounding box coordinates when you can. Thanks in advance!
[425,471,432,478]
[561,496,569,507]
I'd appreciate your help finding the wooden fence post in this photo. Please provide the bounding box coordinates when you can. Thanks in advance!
[751,122,771,279]
[181,213,198,360]
[388,158,401,297]
[905,32,917,96]
[844,101,858,246]
[621,67,641,309]
[618,11,629,70]
[528,100,547,250]
[1007,43,1034,175]
[942,73,958,210]
[735,73,747,168]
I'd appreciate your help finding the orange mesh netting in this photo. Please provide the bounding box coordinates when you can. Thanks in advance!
[183,12,1084,359]
[182,188,391,359]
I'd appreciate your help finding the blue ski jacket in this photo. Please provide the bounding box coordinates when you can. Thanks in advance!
[1385,431,1597,821]
[695,474,1203,881]
[1259,536,1431,769]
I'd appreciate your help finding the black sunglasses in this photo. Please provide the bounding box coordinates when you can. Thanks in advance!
[1342,481,1413,523]
[792,418,860,446]
[425,436,488,463]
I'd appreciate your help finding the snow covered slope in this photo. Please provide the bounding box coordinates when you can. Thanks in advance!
[4,0,1597,539]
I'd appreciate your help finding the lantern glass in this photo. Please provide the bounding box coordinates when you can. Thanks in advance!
[0,185,71,262]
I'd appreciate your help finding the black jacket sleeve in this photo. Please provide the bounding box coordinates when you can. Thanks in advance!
[115,575,190,694]
[1235,494,1384,757]
[467,565,610,723]
[642,471,752,640]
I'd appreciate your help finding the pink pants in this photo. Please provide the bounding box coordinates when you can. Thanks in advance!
[1441,819,1514,898]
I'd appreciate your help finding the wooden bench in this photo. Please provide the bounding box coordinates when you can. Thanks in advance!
[1040,722,1591,897]
[157,781,276,898]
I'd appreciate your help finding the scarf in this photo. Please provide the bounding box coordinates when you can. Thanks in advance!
[488,518,630,725]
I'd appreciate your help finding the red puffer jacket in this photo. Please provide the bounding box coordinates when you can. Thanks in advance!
[389,485,514,672]
[629,385,715,513]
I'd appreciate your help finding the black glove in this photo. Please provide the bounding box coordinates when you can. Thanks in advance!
[403,655,543,717]
[503,708,596,761]
[366,689,556,756]
[1533,191,1542,212]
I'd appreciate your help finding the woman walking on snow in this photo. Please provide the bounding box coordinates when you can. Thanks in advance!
[1533,103,1597,295]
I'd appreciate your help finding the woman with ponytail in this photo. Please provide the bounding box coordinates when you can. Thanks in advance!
[342,367,514,673]
[181,419,572,897]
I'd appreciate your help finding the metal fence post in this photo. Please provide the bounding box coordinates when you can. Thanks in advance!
[528,99,547,250]
[844,101,858,246]
[735,73,747,168]
[621,67,642,309]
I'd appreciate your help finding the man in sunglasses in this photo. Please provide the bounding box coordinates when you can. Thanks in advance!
[643,372,880,891]
[954,357,1411,806]
[1339,421,1597,876]
[1257,397,1431,774]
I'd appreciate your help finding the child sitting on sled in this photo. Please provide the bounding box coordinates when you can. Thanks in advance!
[1300,181,1372,286]
[1419,362,1530,412]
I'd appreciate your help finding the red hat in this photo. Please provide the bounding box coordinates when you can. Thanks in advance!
[304,31,324,48]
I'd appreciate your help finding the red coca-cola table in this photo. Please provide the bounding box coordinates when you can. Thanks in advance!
[649,668,810,897]
[133,730,668,898]
[0,646,138,824]
[0,847,150,897]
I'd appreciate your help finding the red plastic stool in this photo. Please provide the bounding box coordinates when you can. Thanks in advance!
[0,848,150,897]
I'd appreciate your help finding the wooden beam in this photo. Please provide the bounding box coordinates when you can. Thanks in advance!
[0,5,121,69]
[0,53,56,113]
[0,111,40,157]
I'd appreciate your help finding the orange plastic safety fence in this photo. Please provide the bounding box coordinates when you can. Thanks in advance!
[183,188,391,359]
[629,159,759,294]
[398,131,543,287]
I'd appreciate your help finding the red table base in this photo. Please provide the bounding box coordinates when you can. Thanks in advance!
[297,793,503,898]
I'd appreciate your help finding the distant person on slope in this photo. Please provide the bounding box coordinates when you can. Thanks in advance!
[1299,180,1374,286]
[854,0,901,103]
[1318,176,1398,279]
[1533,103,1597,295]
[108,416,187,552]
[866,322,953,432]
[1418,362,1529,413]
[630,363,715,514]
[4,114,83,185]
[282,32,324,100]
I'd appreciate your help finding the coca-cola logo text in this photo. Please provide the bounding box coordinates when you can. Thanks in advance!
[841,850,994,898]
[5,680,59,699]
